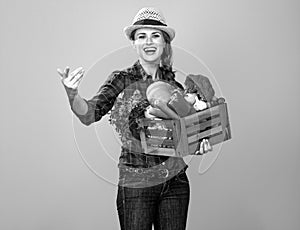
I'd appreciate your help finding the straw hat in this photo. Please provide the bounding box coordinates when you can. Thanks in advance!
[124,7,175,41]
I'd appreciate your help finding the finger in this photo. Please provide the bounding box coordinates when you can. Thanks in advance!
[69,73,84,89]
[57,68,64,77]
[73,70,83,85]
[64,66,70,77]
[72,81,80,89]
[203,139,208,153]
[199,140,204,155]
[70,70,84,85]
[207,140,212,151]
[206,139,210,151]
[202,139,207,153]
[66,67,83,89]
[69,67,83,81]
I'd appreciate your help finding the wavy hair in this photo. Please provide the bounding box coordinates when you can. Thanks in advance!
[160,31,173,69]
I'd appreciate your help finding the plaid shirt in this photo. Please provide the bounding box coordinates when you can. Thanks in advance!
[66,60,187,169]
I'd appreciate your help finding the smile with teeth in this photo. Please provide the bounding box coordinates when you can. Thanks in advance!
[144,47,157,54]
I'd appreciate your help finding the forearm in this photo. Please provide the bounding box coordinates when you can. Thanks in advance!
[64,86,97,125]
[72,93,88,115]
[63,85,90,118]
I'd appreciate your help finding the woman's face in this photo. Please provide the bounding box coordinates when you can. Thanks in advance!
[132,28,166,64]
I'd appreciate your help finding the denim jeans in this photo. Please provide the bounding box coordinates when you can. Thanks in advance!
[116,170,190,230]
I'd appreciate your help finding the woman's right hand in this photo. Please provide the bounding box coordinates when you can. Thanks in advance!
[57,66,85,90]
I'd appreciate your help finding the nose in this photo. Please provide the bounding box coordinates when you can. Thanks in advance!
[146,36,153,44]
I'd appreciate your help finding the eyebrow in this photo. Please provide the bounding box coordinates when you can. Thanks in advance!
[136,33,145,36]
[136,31,161,36]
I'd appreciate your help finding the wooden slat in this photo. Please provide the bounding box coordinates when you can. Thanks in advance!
[209,132,227,145]
[171,120,179,150]
[176,117,190,157]
[184,105,220,126]
[219,103,232,140]
[145,129,173,137]
[140,119,174,129]
[186,117,221,135]
[146,137,174,147]
[188,126,223,143]
[223,127,231,141]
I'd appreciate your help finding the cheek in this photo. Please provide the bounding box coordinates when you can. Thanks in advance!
[155,41,165,53]
[133,43,142,52]
[156,38,165,47]
[158,45,165,56]
[133,39,143,47]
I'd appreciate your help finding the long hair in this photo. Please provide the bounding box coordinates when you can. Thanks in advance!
[160,31,173,69]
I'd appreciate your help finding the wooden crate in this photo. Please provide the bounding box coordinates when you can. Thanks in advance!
[138,103,231,157]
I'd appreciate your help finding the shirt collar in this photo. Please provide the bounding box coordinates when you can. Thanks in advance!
[131,60,167,81]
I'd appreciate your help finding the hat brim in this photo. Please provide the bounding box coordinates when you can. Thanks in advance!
[124,25,175,41]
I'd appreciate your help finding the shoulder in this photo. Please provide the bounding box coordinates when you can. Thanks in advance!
[110,61,141,80]
[103,64,140,90]
[105,69,131,84]
[122,61,142,79]
[103,71,123,85]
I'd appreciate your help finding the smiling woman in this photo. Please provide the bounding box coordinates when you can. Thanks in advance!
[132,28,166,74]
[57,7,210,230]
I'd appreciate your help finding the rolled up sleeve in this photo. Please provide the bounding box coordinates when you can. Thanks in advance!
[65,71,125,126]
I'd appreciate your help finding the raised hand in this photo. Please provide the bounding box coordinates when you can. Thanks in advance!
[57,66,85,90]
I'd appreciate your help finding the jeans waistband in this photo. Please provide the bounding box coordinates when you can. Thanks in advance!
[119,163,188,179]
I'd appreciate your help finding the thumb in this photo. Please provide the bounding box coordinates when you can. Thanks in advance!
[57,68,64,78]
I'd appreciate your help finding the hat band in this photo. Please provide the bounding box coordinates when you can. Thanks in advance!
[133,19,167,26]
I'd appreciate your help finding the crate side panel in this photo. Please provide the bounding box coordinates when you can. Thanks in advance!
[186,117,221,135]
[184,105,220,126]
[188,126,223,143]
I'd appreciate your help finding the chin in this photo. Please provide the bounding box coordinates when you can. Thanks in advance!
[142,56,160,64]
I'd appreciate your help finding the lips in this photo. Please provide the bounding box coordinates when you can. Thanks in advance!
[144,47,157,54]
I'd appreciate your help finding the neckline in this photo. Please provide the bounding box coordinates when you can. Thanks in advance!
[136,60,165,81]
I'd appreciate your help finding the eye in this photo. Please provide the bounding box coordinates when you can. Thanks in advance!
[137,34,146,39]
[153,33,161,38]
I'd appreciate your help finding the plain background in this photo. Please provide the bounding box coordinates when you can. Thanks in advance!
[1,0,299,229]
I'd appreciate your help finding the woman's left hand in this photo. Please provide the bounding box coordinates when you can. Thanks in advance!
[195,139,213,155]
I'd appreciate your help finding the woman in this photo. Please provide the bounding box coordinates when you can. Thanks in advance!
[57,7,210,230]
